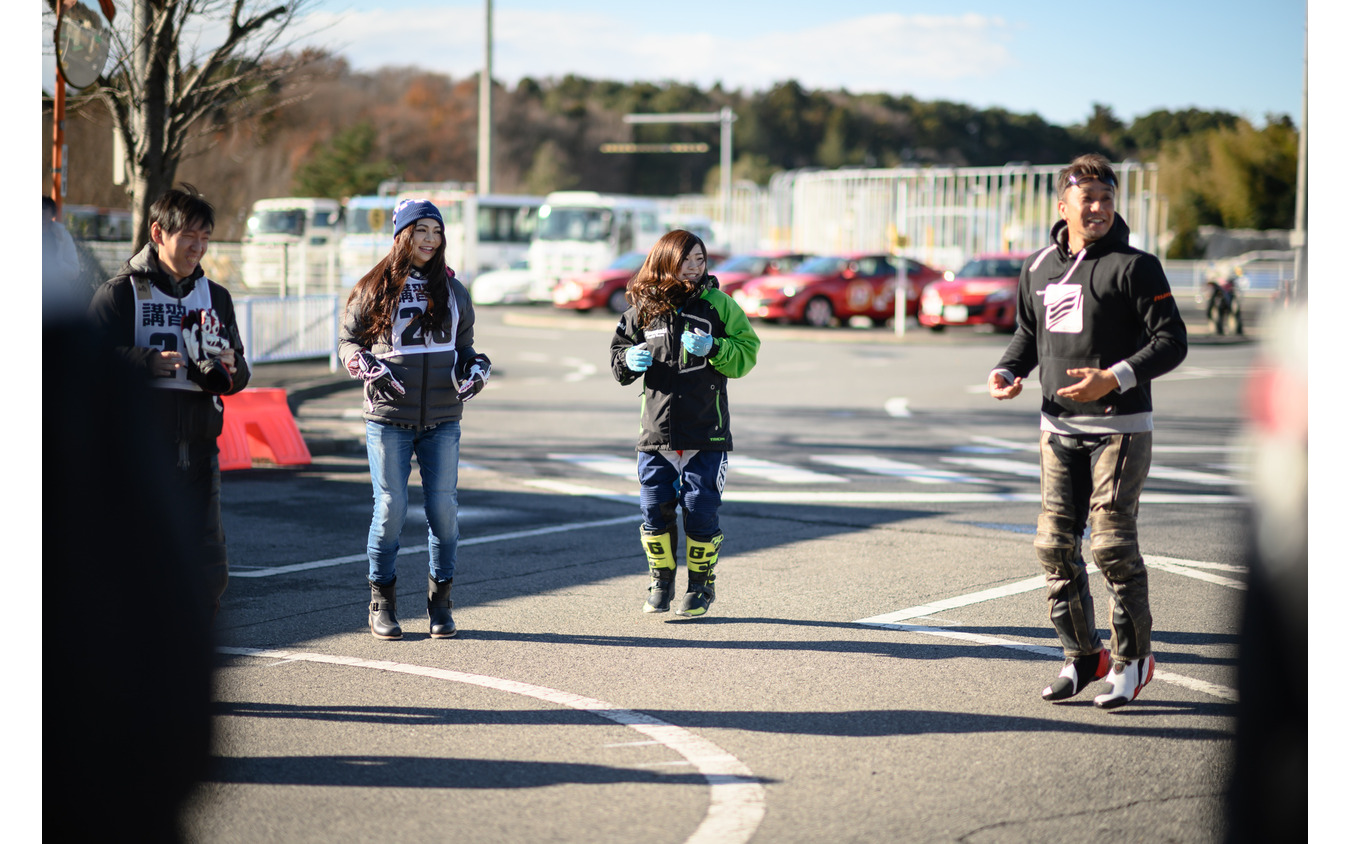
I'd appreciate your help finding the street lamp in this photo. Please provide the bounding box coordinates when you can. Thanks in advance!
[623,108,737,246]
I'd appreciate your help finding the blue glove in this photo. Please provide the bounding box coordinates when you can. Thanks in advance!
[682,329,714,357]
[625,343,652,372]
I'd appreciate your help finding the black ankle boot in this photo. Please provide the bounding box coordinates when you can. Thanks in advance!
[369,578,402,640]
[427,575,456,639]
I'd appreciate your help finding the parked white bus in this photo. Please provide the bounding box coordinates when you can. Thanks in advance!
[473,194,544,275]
[527,191,664,292]
[339,194,399,287]
[241,197,342,291]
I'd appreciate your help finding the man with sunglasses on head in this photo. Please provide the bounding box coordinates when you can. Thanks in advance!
[988,153,1187,710]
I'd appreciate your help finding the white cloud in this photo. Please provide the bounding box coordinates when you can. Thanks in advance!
[297,7,1017,95]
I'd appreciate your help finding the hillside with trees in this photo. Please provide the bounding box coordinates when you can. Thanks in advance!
[42,50,1298,257]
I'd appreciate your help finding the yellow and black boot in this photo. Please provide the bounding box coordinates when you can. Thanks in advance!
[678,532,722,618]
[641,526,678,613]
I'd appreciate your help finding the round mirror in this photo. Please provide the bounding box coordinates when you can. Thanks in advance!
[55,1,112,90]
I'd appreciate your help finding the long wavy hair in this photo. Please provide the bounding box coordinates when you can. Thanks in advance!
[626,229,708,328]
[345,223,451,347]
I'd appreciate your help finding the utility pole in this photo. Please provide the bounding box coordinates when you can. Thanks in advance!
[477,0,493,195]
[1292,20,1307,300]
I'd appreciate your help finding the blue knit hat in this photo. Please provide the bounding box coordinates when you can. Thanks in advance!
[393,199,443,237]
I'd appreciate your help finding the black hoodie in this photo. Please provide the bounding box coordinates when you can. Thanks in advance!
[993,215,1187,435]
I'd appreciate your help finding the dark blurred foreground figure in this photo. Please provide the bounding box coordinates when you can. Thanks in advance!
[45,292,214,841]
[1225,305,1307,841]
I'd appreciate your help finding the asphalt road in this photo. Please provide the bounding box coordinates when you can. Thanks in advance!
[185,305,1261,843]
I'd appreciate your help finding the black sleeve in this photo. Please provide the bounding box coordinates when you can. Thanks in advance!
[610,311,643,386]
[210,282,250,394]
[1121,253,1188,380]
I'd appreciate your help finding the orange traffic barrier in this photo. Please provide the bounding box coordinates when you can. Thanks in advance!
[218,388,312,469]
[216,413,253,471]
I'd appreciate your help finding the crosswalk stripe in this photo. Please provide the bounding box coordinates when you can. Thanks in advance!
[728,455,848,484]
[549,453,636,479]
[1146,464,1237,487]
[543,449,1240,491]
[940,456,1042,478]
[810,455,991,485]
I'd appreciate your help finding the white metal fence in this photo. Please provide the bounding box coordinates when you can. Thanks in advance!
[235,295,342,367]
[666,161,1165,269]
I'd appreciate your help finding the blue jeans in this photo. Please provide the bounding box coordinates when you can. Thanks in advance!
[365,420,461,585]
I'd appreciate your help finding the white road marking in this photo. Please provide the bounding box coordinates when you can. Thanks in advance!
[810,455,991,485]
[855,624,1239,702]
[728,456,848,484]
[855,554,1245,701]
[1145,464,1237,486]
[941,456,1042,478]
[550,453,638,478]
[230,513,643,578]
[218,647,766,844]
[968,435,1244,455]
[720,491,1243,504]
[883,397,911,417]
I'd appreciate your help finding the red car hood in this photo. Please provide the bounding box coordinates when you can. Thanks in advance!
[565,269,631,286]
[930,277,1017,296]
[741,272,830,294]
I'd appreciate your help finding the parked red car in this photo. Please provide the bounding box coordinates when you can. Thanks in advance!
[711,251,811,296]
[551,251,647,314]
[733,253,944,327]
[918,253,1030,332]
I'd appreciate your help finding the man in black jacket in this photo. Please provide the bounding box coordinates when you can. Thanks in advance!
[988,154,1187,710]
[88,185,251,618]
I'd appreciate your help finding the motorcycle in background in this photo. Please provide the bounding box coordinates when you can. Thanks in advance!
[1205,268,1245,336]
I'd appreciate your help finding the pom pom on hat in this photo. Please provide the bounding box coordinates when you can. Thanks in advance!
[393,199,443,237]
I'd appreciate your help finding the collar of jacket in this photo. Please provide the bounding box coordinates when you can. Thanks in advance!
[124,242,205,297]
[1051,214,1132,260]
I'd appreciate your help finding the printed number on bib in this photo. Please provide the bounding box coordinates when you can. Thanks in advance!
[398,306,453,348]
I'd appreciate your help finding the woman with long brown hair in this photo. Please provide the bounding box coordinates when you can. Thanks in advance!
[609,229,760,618]
[339,199,491,640]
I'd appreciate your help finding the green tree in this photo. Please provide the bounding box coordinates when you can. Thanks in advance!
[291,121,394,198]
[522,140,579,195]
[1156,118,1298,257]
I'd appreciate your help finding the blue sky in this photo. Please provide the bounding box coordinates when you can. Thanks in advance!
[287,0,1305,127]
[38,0,1306,128]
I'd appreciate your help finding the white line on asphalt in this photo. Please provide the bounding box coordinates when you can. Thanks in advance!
[883,397,911,417]
[855,554,1245,701]
[218,647,766,844]
[719,491,1244,504]
[230,514,643,578]
[549,453,639,478]
[854,624,1239,702]
[966,435,1244,455]
[728,456,849,484]
[810,454,991,485]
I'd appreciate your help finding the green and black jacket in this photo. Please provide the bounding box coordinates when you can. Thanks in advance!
[610,276,760,452]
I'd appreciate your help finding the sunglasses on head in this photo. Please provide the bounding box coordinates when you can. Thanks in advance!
[1067,172,1117,188]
